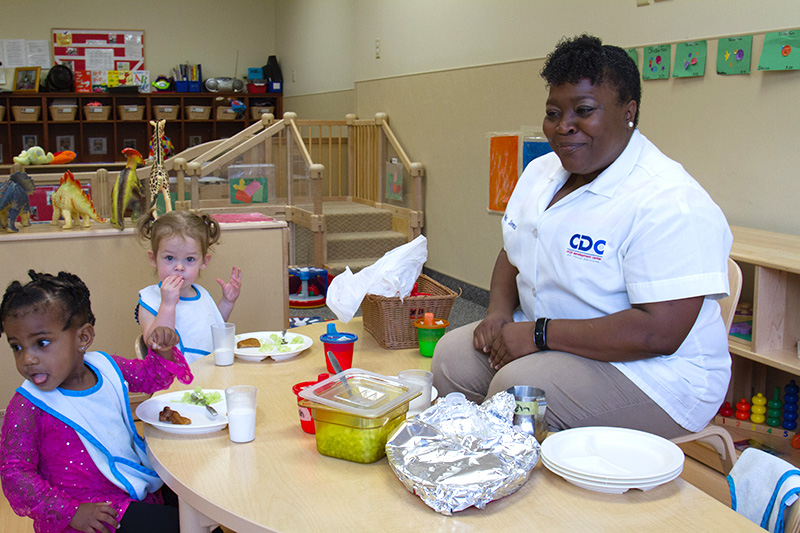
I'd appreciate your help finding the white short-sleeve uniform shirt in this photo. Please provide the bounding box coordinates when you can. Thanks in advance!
[502,130,733,432]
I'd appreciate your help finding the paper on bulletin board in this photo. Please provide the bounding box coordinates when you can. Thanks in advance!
[643,44,671,80]
[52,29,145,71]
[758,31,800,71]
[672,41,706,78]
[488,134,519,213]
[717,36,752,75]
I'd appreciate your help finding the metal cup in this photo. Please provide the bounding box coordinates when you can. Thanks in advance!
[506,386,547,442]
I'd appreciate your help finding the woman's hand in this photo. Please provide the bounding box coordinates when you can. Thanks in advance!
[473,312,513,354]
[147,326,180,360]
[159,275,184,307]
[69,501,119,533]
[488,321,536,370]
[217,266,242,305]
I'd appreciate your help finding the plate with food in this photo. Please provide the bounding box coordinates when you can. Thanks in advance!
[234,331,313,362]
[136,387,228,435]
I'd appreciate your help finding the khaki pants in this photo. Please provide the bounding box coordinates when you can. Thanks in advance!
[431,321,690,440]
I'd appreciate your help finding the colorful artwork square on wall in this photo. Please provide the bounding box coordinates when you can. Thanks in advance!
[717,35,752,75]
[625,48,638,70]
[643,44,671,80]
[758,31,800,71]
[672,41,706,78]
[386,167,403,201]
[229,177,268,204]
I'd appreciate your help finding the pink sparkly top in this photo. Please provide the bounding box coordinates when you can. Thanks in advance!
[0,349,192,533]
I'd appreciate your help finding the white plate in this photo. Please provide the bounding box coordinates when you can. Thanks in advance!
[542,455,682,487]
[541,426,684,481]
[234,331,313,361]
[136,390,228,434]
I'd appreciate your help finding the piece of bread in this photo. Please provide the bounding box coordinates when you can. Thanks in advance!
[237,337,261,348]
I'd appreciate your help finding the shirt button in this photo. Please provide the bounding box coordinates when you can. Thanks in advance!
[532,228,538,238]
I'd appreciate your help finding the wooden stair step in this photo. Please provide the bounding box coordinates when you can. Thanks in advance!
[326,231,408,261]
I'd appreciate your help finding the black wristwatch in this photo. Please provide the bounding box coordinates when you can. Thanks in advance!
[534,317,550,351]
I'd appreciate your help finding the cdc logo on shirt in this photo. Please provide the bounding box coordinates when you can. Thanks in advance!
[567,234,606,261]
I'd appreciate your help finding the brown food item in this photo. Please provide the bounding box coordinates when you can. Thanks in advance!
[237,337,261,348]
[158,406,191,425]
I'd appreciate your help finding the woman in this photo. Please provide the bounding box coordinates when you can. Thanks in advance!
[431,34,732,439]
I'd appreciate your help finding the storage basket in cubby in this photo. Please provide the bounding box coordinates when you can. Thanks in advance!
[84,105,111,121]
[184,105,211,120]
[12,106,41,122]
[250,106,274,120]
[361,274,459,349]
[49,105,77,121]
[117,105,144,120]
[216,106,238,120]
[153,105,179,120]
[0,106,6,121]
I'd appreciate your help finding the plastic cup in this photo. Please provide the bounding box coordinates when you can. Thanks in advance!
[506,386,547,442]
[292,373,329,434]
[319,323,358,373]
[211,322,235,366]
[225,385,257,443]
[398,369,433,415]
[413,313,449,357]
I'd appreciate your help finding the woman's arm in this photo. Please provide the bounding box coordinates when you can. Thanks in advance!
[473,249,521,353]
[488,296,704,369]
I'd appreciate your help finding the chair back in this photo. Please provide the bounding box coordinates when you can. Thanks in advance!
[720,257,743,332]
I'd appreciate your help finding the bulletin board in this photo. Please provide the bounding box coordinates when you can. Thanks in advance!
[51,28,145,71]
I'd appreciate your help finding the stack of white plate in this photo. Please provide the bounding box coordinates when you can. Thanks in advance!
[540,426,685,494]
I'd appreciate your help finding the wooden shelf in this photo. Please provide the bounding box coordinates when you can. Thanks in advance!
[0,91,282,165]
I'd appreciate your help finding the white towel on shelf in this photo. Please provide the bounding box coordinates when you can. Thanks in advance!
[728,447,800,532]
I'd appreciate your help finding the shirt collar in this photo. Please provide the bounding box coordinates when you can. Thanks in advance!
[583,129,644,198]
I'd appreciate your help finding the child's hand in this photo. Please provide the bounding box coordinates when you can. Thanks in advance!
[147,326,180,360]
[217,266,242,305]
[69,501,119,532]
[160,275,184,306]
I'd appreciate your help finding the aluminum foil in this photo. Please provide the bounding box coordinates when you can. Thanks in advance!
[385,391,540,515]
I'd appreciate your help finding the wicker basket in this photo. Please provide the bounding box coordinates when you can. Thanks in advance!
[361,274,459,349]
[216,106,238,120]
[12,106,41,122]
[117,105,144,120]
[184,105,211,120]
[49,105,77,121]
[0,106,4,121]
[83,105,110,121]
[250,106,274,120]
[153,105,179,120]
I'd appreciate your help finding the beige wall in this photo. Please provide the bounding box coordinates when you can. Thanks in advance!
[0,0,277,90]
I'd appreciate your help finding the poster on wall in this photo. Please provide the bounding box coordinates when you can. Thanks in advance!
[672,41,706,78]
[717,35,752,75]
[521,131,552,173]
[51,28,145,72]
[488,135,519,213]
[625,48,638,69]
[642,44,671,80]
[758,31,800,71]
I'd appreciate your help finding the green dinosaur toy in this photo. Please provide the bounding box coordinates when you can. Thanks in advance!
[51,170,107,229]
[111,147,146,230]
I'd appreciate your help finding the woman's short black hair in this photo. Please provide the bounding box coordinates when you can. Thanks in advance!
[0,270,95,335]
[541,34,641,127]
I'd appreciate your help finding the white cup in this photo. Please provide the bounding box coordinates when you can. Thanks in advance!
[211,322,235,366]
[225,385,257,443]
[398,369,433,415]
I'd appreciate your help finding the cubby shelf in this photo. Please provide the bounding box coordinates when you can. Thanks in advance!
[0,91,282,165]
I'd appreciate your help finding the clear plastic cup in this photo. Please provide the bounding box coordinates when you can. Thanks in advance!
[211,323,235,366]
[398,369,433,415]
[225,385,257,443]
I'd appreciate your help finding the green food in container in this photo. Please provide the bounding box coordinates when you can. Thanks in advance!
[299,369,421,463]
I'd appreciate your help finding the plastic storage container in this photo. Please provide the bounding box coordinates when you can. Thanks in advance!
[299,369,421,463]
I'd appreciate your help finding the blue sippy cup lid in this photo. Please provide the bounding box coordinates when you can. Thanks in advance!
[320,323,358,343]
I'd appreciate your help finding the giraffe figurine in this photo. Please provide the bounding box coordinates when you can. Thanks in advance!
[148,119,172,215]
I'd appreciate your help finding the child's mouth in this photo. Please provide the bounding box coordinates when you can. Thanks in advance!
[30,373,48,385]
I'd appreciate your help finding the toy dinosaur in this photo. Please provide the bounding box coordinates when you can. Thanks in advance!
[13,146,54,165]
[0,171,35,232]
[111,147,146,230]
[51,170,107,229]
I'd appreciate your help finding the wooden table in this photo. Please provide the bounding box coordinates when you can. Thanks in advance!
[145,319,762,532]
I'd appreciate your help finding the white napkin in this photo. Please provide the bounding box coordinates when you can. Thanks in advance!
[728,447,800,532]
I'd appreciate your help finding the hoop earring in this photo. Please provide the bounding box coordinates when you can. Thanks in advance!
[627,121,634,128]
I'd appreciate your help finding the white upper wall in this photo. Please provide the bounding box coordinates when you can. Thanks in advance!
[0,0,277,87]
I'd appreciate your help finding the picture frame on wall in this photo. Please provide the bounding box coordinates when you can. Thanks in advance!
[123,138,137,150]
[22,135,38,150]
[14,67,41,92]
[88,137,107,155]
[0,144,3,163]
[189,135,202,147]
[56,135,75,152]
